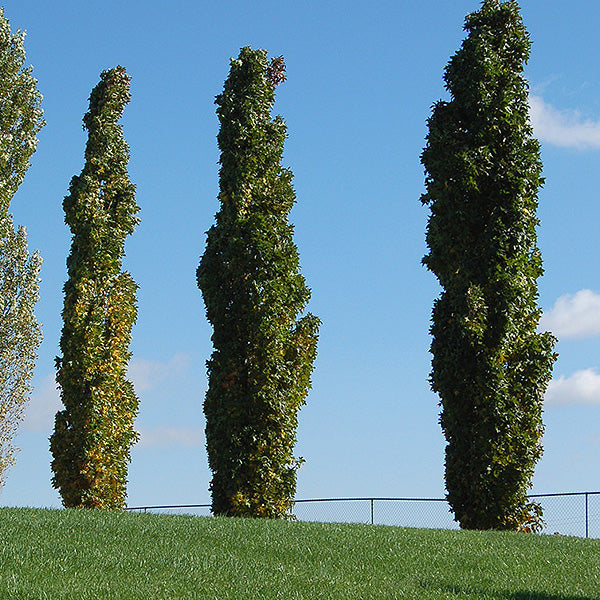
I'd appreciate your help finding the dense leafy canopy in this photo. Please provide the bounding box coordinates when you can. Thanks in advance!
[421,0,556,530]
[198,47,319,518]
[50,67,139,509]
[0,9,44,216]
[0,8,43,491]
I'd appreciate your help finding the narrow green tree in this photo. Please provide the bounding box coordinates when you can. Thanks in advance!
[421,0,556,530]
[50,67,139,509]
[0,215,42,490]
[0,8,44,491]
[197,48,320,518]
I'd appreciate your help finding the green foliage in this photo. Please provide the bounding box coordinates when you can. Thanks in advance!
[0,214,42,489]
[0,8,44,491]
[197,47,320,518]
[421,0,556,530]
[0,8,44,215]
[50,67,139,509]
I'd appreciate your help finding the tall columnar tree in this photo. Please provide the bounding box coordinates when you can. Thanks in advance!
[0,215,42,490]
[197,48,320,518]
[0,8,44,491]
[421,0,556,531]
[50,67,139,509]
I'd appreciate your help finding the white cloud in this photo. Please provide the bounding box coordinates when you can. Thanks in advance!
[128,353,190,393]
[545,369,600,406]
[136,426,204,449]
[22,374,62,432]
[21,353,191,433]
[540,290,600,339]
[529,95,600,149]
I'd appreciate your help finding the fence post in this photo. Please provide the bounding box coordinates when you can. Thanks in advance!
[370,499,374,525]
[585,493,589,539]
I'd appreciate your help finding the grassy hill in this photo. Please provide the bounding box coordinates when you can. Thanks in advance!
[0,507,598,599]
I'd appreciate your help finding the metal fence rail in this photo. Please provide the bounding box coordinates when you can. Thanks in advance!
[126,491,600,539]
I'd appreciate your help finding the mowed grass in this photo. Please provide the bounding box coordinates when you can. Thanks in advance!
[0,508,598,599]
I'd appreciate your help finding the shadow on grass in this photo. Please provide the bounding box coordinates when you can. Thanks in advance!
[420,582,596,600]
[507,594,597,600]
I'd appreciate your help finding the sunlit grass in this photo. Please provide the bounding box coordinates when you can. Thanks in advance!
[0,507,598,599]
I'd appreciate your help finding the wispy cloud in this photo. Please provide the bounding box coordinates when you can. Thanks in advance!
[22,353,191,433]
[540,290,600,339]
[22,374,62,432]
[137,426,204,449]
[545,369,600,406]
[127,353,190,393]
[529,95,600,149]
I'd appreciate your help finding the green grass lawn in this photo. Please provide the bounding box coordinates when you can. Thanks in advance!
[0,507,598,599]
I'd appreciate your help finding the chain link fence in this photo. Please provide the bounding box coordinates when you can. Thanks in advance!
[127,491,600,539]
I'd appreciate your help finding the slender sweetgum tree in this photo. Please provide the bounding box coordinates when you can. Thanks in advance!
[198,48,319,518]
[421,0,556,530]
[50,67,139,509]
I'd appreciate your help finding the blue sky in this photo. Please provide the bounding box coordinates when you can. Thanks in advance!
[1,0,599,509]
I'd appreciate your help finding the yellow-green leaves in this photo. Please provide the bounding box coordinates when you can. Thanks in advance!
[0,8,45,216]
[198,48,319,518]
[50,67,139,510]
[0,215,42,490]
[0,9,43,491]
